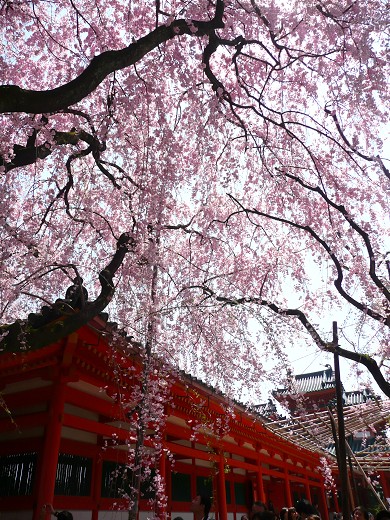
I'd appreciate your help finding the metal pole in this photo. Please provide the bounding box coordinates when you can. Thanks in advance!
[333,321,350,520]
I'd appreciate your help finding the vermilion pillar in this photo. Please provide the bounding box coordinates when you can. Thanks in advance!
[256,456,266,503]
[320,485,328,519]
[332,488,340,513]
[380,472,390,501]
[91,439,103,520]
[284,465,292,507]
[217,452,227,520]
[305,481,312,503]
[33,376,66,520]
[166,455,172,520]
[157,449,167,520]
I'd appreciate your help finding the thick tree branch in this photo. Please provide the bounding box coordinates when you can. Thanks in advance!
[227,194,389,327]
[0,129,104,172]
[0,232,136,353]
[331,344,390,398]
[324,106,390,181]
[280,170,390,301]
[188,284,390,398]
[0,5,225,114]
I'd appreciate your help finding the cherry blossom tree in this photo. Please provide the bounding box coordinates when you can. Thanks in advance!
[1,0,389,410]
[1,0,389,516]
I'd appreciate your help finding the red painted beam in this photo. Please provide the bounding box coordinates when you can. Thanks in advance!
[0,437,42,455]
[164,440,218,462]
[63,412,135,443]
[1,385,52,408]
[65,385,125,419]
[0,496,33,510]
[0,411,47,432]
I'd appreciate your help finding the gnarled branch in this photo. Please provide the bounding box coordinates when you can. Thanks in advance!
[0,3,225,114]
[227,194,389,327]
[0,129,104,172]
[187,283,390,398]
[0,232,136,353]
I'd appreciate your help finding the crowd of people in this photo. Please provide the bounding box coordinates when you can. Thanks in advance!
[238,499,390,520]
[240,499,321,520]
[40,496,390,520]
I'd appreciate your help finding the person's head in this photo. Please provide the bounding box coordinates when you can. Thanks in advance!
[191,492,212,520]
[55,512,73,520]
[296,500,317,519]
[173,517,184,520]
[252,514,264,520]
[280,507,289,520]
[376,511,390,520]
[261,512,278,520]
[353,507,369,520]
[252,502,267,514]
[289,508,299,520]
[241,515,249,520]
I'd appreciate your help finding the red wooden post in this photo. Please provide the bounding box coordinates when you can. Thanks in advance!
[91,441,103,520]
[380,472,390,503]
[305,481,312,503]
[33,376,66,520]
[217,452,228,520]
[157,449,167,520]
[332,488,340,513]
[284,464,292,507]
[320,484,328,519]
[165,453,172,520]
[254,445,266,504]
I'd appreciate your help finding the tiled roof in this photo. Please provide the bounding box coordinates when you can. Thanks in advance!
[252,399,284,421]
[275,368,378,408]
[344,389,376,406]
[294,367,335,393]
[274,365,335,395]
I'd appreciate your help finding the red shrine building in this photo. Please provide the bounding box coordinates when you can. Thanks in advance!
[273,367,390,511]
[0,314,330,520]
[273,365,379,414]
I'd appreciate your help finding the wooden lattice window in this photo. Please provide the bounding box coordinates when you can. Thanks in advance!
[196,475,213,499]
[225,480,232,504]
[0,452,37,496]
[54,453,92,496]
[101,461,156,500]
[234,482,247,506]
[101,461,132,499]
[171,472,191,502]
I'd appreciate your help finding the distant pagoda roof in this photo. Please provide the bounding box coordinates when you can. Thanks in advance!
[252,398,284,421]
[343,389,377,406]
[274,365,335,395]
[273,365,378,407]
